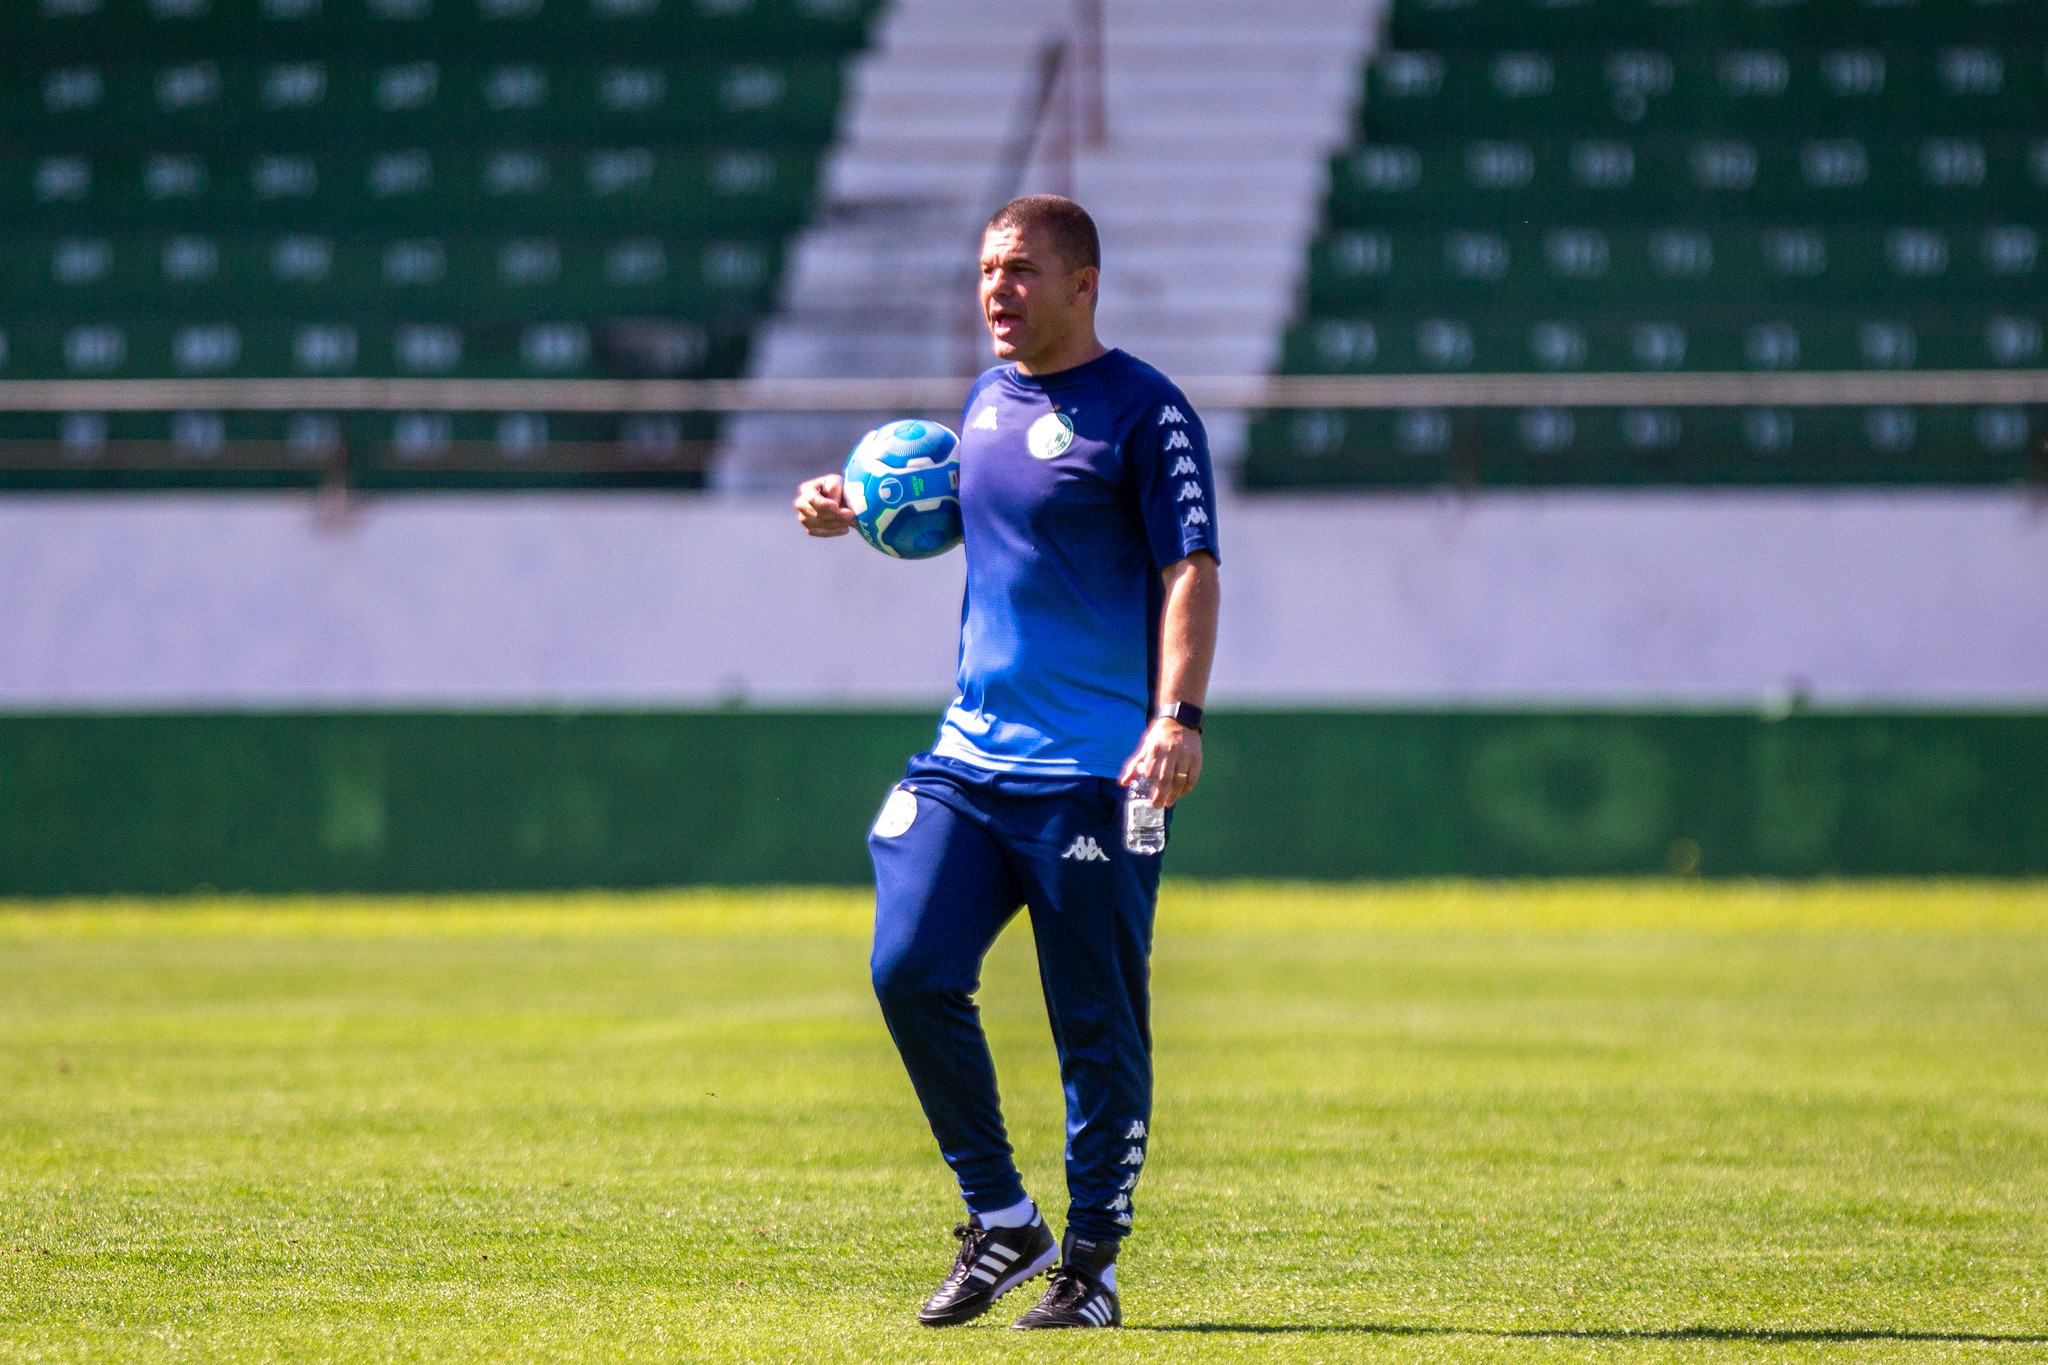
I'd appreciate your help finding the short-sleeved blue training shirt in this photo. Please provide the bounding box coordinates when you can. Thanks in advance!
[931,348,1221,778]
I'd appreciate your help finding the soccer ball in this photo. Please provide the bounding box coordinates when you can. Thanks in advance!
[843,420,963,560]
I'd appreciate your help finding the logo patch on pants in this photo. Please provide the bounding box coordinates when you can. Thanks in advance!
[872,787,918,838]
[1060,835,1110,862]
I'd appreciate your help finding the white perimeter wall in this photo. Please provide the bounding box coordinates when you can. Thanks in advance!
[1,491,2044,710]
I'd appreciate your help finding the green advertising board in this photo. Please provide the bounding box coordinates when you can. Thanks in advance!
[0,710,2041,895]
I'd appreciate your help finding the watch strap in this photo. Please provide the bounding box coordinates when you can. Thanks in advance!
[1156,701,1205,733]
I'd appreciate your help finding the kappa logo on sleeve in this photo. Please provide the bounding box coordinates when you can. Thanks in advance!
[1163,429,1192,452]
[1158,405,1186,425]
[1060,835,1111,862]
[1183,506,1210,527]
[1170,455,1199,476]
[970,405,999,431]
[1175,481,1203,502]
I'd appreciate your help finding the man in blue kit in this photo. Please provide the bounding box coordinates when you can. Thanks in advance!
[794,195,1220,1330]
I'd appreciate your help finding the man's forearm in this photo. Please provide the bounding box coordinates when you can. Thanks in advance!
[1157,553,1219,709]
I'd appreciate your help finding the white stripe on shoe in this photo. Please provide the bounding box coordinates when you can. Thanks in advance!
[993,1244,1058,1299]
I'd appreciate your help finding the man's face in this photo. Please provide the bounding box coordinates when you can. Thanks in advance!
[979,225,1096,365]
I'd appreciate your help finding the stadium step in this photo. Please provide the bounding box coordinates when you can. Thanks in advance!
[714,0,1381,489]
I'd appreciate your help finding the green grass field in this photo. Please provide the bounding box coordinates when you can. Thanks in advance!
[4,882,2046,1363]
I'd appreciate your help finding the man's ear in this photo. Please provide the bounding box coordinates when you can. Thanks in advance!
[1074,265,1100,306]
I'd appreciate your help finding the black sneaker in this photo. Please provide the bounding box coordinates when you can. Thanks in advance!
[916,1212,1058,1327]
[1011,1232,1121,1330]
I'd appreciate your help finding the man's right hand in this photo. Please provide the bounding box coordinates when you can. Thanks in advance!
[795,474,859,537]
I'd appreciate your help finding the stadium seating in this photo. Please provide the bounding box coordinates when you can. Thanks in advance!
[0,0,880,487]
[1248,0,2048,487]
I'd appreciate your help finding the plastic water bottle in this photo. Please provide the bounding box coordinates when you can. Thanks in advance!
[1124,778,1166,855]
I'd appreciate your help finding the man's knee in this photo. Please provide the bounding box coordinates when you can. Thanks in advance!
[871,946,957,1013]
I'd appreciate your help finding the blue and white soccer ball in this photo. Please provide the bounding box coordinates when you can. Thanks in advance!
[843,419,962,560]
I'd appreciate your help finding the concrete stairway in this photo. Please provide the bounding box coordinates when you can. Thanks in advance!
[711,0,1383,491]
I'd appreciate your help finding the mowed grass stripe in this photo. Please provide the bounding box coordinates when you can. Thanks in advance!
[5,879,2047,942]
[2,882,2045,1363]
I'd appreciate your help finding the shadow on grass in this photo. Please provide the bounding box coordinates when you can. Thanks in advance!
[1135,1325,2048,1344]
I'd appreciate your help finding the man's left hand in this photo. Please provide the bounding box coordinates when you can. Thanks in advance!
[1120,718,1203,808]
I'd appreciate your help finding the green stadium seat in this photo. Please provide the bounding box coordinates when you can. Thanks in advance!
[1246,402,2037,489]
[1267,0,2048,493]
[1387,0,2046,51]
[1,59,850,151]
[0,0,877,488]
[3,0,884,61]
[1280,307,2036,375]
[0,308,761,380]
[4,231,783,324]
[1305,222,2044,309]
[6,147,819,234]
[1326,134,2048,225]
[1360,45,2045,139]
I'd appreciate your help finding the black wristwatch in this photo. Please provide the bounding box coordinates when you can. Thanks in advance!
[1155,701,1204,733]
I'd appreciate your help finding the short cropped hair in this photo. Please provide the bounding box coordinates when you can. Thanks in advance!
[985,195,1101,273]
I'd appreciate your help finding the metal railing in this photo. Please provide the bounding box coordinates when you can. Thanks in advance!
[5,371,2048,416]
[0,371,2042,489]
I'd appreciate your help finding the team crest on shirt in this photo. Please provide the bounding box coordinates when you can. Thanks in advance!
[1027,412,1076,460]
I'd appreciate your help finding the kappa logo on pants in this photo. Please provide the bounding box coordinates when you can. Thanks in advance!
[1060,835,1111,862]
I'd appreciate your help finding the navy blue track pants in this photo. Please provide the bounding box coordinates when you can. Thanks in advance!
[868,752,1162,1242]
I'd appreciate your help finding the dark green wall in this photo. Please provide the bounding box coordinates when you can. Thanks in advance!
[1,710,2043,895]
